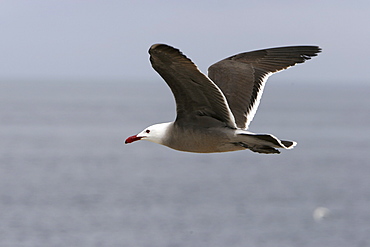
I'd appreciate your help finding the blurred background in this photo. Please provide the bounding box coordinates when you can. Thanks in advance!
[1,1,369,246]
[1,0,369,83]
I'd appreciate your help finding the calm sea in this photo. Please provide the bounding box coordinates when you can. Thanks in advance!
[0,80,369,247]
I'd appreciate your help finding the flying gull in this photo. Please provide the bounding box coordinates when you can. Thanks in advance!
[125,44,321,154]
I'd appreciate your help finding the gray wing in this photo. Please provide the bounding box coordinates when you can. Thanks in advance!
[208,46,321,129]
[149,44,236,128]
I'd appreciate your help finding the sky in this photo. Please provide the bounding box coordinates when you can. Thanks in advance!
[1,0,369,84]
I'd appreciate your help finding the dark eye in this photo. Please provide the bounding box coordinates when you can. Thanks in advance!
[145,129,150,133]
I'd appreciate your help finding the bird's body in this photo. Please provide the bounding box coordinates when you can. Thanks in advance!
[125,44,321,154]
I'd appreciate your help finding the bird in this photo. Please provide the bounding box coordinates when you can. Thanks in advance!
[125,44,321,154]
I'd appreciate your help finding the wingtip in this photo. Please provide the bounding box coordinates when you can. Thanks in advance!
[149,43,165,50]
[149,43,173,54]
[316,46,323,55]
[311,45,322,56]
[307,45,322,56]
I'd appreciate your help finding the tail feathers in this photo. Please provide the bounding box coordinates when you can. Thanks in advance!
[250,146,280,154]
[281,140,297,149]
[236,133,297,154]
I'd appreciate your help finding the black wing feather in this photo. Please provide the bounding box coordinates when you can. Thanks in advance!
[149,44,236,128]
[208,46,321,129]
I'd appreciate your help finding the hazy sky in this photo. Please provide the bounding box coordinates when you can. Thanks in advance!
[1,0,369,84]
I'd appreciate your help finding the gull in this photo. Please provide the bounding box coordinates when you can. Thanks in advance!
[125,44,321,154]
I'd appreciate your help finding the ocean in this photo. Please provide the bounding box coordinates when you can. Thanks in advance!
[0,80,369,247]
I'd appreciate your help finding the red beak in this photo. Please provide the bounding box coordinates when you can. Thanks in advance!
[125,135,142,144]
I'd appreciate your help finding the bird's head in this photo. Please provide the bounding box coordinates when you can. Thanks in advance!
[125,122,172,145]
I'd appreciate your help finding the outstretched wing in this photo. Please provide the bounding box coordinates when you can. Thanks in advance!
[208,46,321,129]
[149,44,236,128]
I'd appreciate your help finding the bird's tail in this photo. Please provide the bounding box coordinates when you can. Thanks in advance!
[235,132,297,154]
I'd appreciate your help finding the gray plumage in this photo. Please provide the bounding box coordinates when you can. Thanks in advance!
[125,44,321,154]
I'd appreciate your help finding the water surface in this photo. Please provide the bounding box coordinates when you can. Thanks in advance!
[0,80,369,246]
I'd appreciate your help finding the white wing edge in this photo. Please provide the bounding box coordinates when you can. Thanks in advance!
[244,72,272,129]
[198,66,237,129]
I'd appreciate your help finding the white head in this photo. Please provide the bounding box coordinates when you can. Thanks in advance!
[125,122,172,145]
